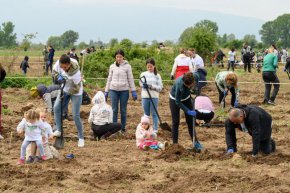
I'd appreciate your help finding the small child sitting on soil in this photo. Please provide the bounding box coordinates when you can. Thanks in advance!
[136,115,168,151]
[26,108,60,163]
[16,109,47,165]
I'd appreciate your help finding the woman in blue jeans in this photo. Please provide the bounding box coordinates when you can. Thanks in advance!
[53,55,84,147]
[105,50,137,132]
[139,58,163,133]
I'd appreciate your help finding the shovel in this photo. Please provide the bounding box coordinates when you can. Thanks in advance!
[54,80,66,149]
[140,76,171,132]
[191,95,203,152]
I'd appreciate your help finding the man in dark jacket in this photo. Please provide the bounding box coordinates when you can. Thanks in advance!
[241,43,252,72]
[225,105,275,157]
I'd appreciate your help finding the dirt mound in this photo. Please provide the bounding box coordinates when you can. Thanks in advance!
[156,144,189,162]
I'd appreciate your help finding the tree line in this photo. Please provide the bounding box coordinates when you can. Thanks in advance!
[0,14,289,52]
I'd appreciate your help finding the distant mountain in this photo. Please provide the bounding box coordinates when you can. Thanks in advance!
[6,4,264,43]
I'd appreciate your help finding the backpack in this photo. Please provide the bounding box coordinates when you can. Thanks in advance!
[82,91,91,105]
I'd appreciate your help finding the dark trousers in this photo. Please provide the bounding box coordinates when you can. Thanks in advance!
[169,98,193,144]
[259,138,275,154]
[196,111,214,123]
[243,56,251,72]
[91,123,122,140]
[216,83,236,107]
[262,72,280,102]
[227,61,235,71]
[45,60,53,75]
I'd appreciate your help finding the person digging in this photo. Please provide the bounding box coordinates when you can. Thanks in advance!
[225,105,276,157]
[169,72,203,151]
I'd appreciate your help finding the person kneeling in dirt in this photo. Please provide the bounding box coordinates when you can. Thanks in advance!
[169,72,202,150]
[88,91,122,140]
[136,115,168,151]
[26,108,60,163]
[225,105,276,157]
[193,95,214,126]
[31,84,60,113]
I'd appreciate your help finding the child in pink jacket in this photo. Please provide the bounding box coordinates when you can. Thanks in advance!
[135,115,168,150]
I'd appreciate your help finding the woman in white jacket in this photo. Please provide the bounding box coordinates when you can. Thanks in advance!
[88,91,122,140]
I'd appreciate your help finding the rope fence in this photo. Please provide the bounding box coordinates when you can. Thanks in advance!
[4,76,290,85]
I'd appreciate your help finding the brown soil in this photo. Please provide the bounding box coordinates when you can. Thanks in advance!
[0,69,290,192]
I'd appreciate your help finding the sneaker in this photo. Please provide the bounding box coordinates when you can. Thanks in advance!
[53,130,61,137]
[0,134,3,140]
[17,159,25,165]
[158,143,165,150]
[25,156,34,164]
[262,99,268,104]
[78,139,85,147]
[33,156,41,163]
[268,100,275,105]
[41,155,47,161]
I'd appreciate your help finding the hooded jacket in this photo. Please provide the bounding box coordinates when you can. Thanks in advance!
[225,105,272,155]
[88,91,113,125]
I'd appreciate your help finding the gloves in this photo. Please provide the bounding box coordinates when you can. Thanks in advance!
[170,75,174,80]
[142,83,149,89]
[104,92,109,100]
[234,100,239,107]
[187,110,196,117]
[227,148,234,154]
[132,91,137,101]
[223,90,228,97]
[57,74,66,84]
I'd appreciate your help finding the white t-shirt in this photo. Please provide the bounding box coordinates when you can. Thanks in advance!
[192,54,204,72]
[17,118,45,141]
[228,51,236,62]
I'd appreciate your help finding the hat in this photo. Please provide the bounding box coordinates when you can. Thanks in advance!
[30,86,39,97]
[141,115,150,124]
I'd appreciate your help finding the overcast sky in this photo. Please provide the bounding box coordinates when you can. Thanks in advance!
[1,0,289,43]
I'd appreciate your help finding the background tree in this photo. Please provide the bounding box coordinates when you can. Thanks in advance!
[108,38,118,48]
[47,36,62,49]
[60,30,79,48]
[195,19,219,34]
[0,21,17,48]
[20,33,37,51]
[77,41,89,49]
[243,34,257,48]
[260,14,290,47]
[179,25,217,61]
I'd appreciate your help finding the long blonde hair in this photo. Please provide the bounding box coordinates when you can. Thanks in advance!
[24,109,40,122]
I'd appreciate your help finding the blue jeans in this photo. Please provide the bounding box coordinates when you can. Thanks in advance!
[109,90,129,130]
[142,98,159,131]
[21,140,44,159]
[54,92,83,139]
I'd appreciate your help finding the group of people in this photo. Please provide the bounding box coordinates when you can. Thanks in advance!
[3,44,286,164]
